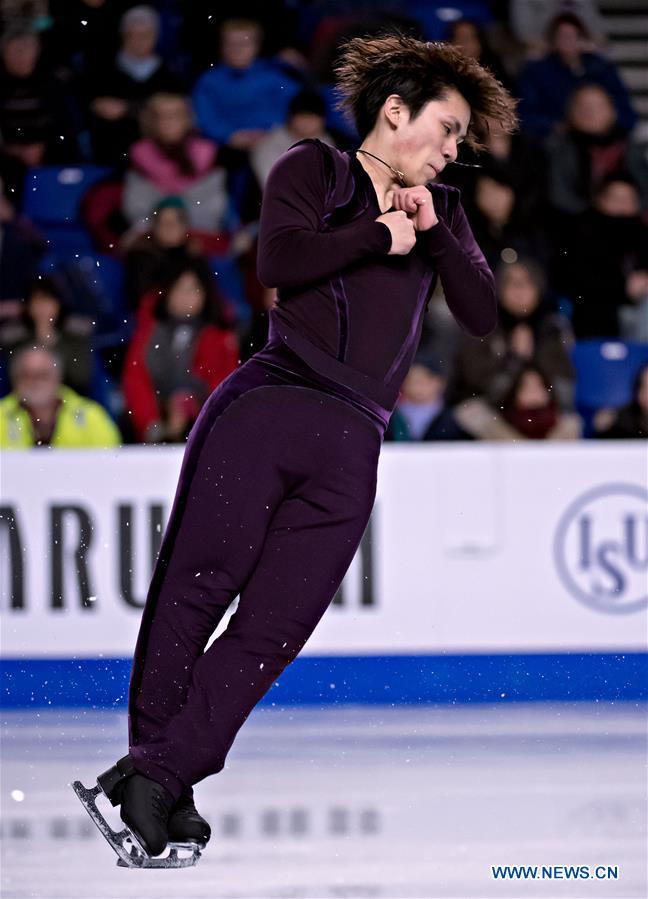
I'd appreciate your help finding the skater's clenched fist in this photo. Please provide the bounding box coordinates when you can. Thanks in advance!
[391,186,438,232]
[376,210,416,256]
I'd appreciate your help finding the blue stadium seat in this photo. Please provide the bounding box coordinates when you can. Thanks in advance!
[39,224,96,259]
[22,165,113,226]
[38,252,133,347]
[572,340,648,433]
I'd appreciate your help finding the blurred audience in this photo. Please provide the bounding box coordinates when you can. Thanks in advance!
[0,344,121,448]
[192,18,302,152]
[449,258,575,410]
[466,172,552,271]
[518,12,636,140]
[442,125,548,232]
[510,0,608,56]
[456,364,582,441]
[250,88,335,189]
[546,84,648,216]
[594,363,648,439]
[0,25,79,168]
[1,2,645,444]
[48,0,123,78]
[446,19,513,92]
[385,358,472,442]
[557,175,648,339]
[0,179,45,316]
[84,5,180,165]
[123,92,229,231]
[121,196,229,309]
[121,260,239,442]
[177,0,302,80]
[0,276,93,396]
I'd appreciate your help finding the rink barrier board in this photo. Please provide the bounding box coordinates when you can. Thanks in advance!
[2,652,647,708]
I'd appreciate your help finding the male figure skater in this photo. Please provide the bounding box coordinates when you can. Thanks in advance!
[73,33,517,866]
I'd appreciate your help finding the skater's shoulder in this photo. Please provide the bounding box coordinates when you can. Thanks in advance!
[273,138,343,176]
[267,138,345,195]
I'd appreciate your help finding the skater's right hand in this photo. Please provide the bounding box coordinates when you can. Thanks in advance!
[376,210,416,256]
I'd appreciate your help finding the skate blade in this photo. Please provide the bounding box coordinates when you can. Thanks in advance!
[71,780,203,868]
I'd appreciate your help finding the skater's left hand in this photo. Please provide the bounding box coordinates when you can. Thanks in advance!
[391,186,438,232]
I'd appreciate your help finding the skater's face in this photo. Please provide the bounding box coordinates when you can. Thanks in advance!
[388,87,471,184]
[166,271,206,318]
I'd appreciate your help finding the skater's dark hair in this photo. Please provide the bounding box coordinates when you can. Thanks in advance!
[334,32,518,149]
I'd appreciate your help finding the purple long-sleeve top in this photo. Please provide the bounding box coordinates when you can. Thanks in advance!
[257,138,496,412]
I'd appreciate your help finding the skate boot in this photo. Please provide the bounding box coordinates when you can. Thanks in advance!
[71,754,203,868]
[167,786,211,846]
[119,771,174,856]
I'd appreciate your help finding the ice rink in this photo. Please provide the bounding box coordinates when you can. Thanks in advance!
[1,702,646,899]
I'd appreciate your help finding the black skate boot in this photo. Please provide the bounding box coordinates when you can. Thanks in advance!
[72,754,204,868]
[119,771,175,857]
[167,786,211,846]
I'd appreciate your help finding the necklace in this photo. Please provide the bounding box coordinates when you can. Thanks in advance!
[356,149,407,187]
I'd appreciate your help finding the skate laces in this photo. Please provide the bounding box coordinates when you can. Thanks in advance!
[151,788,172,822]
[172,792,197,817]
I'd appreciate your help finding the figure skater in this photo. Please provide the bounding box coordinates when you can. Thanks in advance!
[73,32,517,866]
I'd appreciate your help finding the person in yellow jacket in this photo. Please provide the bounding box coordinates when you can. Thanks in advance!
[0,345,121,448]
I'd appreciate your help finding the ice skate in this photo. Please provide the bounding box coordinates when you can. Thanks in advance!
[71,754,203,868]
[167,786,211,845]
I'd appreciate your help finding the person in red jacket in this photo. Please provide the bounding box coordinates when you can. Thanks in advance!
[122,259,239,442]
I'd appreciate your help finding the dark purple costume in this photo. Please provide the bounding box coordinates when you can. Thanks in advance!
[127,139,496,798]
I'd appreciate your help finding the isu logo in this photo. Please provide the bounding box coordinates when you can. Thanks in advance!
[553,484,648,614]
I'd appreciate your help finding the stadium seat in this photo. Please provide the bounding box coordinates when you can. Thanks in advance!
[22,165,113,226]
[572,340,648,434]
[38,252,133,346]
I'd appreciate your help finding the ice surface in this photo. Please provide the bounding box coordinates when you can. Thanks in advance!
[1,703,646,898]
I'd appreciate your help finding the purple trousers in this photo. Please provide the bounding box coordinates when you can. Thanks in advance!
[127,338,386,799]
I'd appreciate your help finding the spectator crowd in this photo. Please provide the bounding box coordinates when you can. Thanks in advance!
[1,0,647,449]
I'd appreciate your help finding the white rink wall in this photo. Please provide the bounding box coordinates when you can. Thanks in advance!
[3,442,647,655]
[1,443,647,705]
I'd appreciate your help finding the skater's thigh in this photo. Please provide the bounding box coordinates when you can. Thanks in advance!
[159,383,305,586]
[225,388,382,656]
[155,378,381,606]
